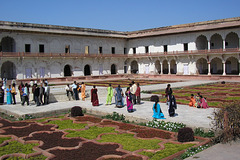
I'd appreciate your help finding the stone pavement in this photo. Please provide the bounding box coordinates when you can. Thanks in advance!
[186,140,240,160]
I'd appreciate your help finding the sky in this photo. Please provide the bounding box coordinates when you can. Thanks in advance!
[0,0,239,32]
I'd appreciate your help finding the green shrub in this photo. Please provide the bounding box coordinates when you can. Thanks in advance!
[194,128,215,138]
[102,112,129,123]
[177,127,194,142]
[145,120,186,132]
[212,101,240,143]
[180,144,210,159]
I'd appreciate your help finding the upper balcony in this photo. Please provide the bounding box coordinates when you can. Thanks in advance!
[0,48,239,59]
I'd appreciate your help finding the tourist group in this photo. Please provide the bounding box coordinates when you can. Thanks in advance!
[0,79,50,106]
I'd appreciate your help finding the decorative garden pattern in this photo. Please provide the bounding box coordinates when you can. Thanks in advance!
[0,114,210,160]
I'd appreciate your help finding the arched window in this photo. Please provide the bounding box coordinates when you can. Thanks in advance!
[64,65,72,76]
[111,64,117,74]
[84,65,91,76]
[1,37,16,52]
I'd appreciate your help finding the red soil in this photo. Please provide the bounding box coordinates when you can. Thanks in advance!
[75,115,102,123]
[0,118,33,128]
[100,120,142,131]
[131,128,172,139]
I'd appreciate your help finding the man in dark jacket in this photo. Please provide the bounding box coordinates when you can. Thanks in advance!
[34,84,40,106]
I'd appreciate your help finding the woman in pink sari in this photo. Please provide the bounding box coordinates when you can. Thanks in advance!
[125,87,133,113]
[200,96,209,109]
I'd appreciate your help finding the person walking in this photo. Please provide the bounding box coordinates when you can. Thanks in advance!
[125,87,134,113]
[34,84,40,106]
[39,83,44,105]
[114,85,124,108]
[21,83,29,106]
[6,85,12,105]
[165,84,172,103]
[131,81,137,104]
[106,84,113,105]
[72,81,79,100]
[81,82,86,101]
[11,83,17,104]
[91,85,99,106]
[0,84,4,105]
[135,83,141,105]
[44,82,50,105]
[65,84,74,100]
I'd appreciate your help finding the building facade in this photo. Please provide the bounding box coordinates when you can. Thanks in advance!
[0,17,240,80]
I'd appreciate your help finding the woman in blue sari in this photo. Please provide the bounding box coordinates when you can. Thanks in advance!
[152,96,165,119]
[6,85,12,105]
[114,85,124,107]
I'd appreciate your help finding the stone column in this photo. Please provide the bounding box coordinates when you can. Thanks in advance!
[222,61,226,75]
[160,62,163,75]
[239,61,240,75]
[223,39,226,50]
[208,41,211,50]
[208,62,211,75]
[168,62,171,74]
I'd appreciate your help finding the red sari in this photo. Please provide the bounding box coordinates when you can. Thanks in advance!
[91,88,99,106]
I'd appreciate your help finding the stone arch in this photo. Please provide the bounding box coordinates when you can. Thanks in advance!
[111,64,117,75]
[210,34,223,49]
[225,57,239,75]
[210,57,223,74]
[170,59,176,74]
[131,60,138,74]
[162,60,168,74]
[64,64,72,77]
[84,64,91,76]
[1,61,16,80]
[196,58,208,74]
[0,36,16,52]
[155,60,161,74]
[196,35,208,50]
[225,32,239,49]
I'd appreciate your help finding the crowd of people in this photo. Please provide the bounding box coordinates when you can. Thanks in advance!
[0,78,210,120]
[189,93,209,109]
[0,79,50,106]
[66,80,141,113]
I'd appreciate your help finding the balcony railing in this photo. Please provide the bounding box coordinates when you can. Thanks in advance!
[0,48,239,58]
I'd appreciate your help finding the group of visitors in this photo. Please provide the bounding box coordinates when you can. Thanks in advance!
[65,81,86,101]
[0,79,50,106]
[89,81,141,113]
[189,93,209,109]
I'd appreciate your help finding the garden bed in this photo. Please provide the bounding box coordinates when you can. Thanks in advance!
[0,114,210,160]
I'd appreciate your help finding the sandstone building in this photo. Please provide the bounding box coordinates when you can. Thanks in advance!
[0,17,240,80]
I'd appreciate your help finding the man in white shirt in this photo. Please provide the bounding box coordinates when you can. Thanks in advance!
[44,82,50,105]
[131,81,137,104]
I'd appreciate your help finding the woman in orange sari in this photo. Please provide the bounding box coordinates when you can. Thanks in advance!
[189,94,196,107]
[81,82,86,101]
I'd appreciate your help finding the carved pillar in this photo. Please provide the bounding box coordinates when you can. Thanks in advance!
[208,62,211,75]
[160,62,163,75]
[223,39,226,50]
[222,61,226,75]
[208,41,211,50]
[168,62,171,75]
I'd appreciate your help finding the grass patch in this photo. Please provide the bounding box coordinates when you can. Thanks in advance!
[176,99,189,104]
[0,137,11,144]
[6,155,47,160]
[0,141,39,157]
[225,97,240,100]
[66,126,118,139]
[139,143,195,160]
[46,119,87,130]
[97,133,162,151]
